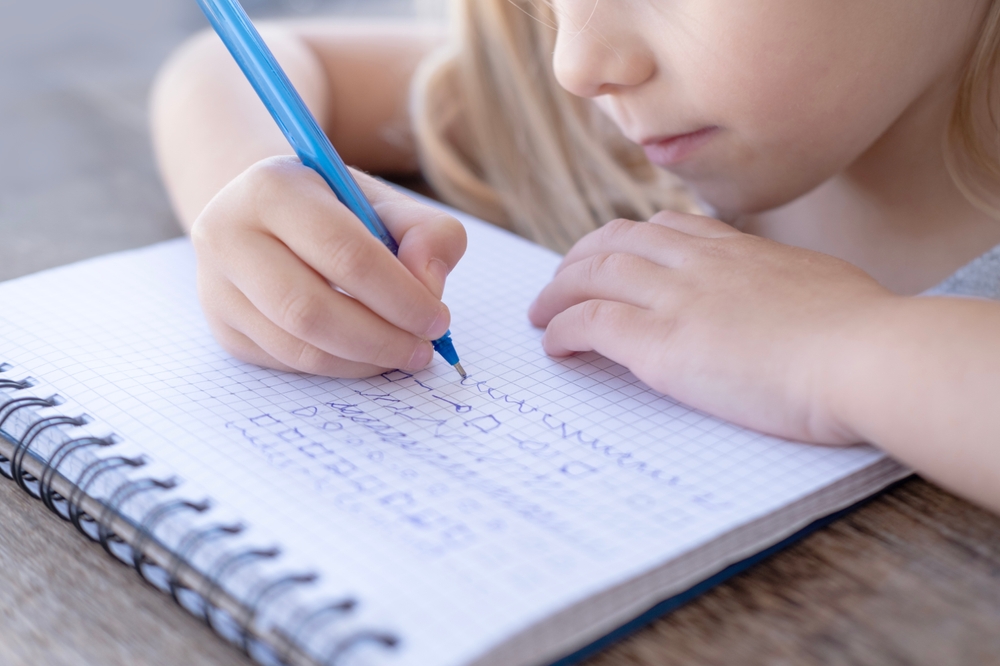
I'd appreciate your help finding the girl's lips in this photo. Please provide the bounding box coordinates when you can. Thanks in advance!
[642,126,719,166]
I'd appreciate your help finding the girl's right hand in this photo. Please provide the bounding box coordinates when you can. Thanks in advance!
[190,155,467,378]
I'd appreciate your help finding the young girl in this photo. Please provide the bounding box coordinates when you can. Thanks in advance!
[151,0,1000,514]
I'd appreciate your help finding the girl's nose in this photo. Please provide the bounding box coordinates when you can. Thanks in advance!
[552,10,656,99]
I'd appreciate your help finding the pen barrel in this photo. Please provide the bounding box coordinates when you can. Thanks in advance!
[195,0,400,254]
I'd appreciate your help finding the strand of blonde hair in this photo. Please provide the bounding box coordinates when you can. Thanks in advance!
[410,0,696,253]
[947,0,1000,217]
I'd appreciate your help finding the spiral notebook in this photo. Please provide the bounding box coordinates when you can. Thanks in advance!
[0,197,908,666]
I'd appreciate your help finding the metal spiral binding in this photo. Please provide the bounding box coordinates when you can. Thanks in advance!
[40,434,118,517]
[203,545,282,643]
[10,413,90,488]
[131,496,213,592]
[97,475,180,563]
[0,363,401,665]
[277,599,360,666]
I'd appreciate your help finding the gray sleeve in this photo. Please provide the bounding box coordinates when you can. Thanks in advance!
[923,245,1000,301]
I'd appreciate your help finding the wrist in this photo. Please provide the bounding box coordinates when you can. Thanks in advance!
[814,292,911,445]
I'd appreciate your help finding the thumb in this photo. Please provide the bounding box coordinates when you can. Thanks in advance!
[395,209,468,299]
[354,173,468,299]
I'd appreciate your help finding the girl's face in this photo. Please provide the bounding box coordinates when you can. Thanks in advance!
[551,0,988,218]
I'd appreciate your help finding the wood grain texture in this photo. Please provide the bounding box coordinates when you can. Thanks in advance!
[0,469,250,666]
[584,478,1000,666]
[1,1,999,665]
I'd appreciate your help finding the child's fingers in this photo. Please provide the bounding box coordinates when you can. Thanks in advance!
[541,299,657,371]
[395,211,467,298]
[528,253,670,327]
[219,231,435,371]
[208,320,300,374]
[354,170,457,240]
[354,172,468,297]
[647,210,738,238]
[556,218,694,275]
[217,298,391,379]
[247,162,451,340]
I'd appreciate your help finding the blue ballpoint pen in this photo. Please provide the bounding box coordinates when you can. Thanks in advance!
[197,0,466,379]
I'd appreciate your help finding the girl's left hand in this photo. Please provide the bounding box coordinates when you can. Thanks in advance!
[528,211,899,445]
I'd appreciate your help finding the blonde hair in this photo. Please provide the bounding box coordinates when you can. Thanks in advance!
[948,0,1000,216]
[412,0,1000,253]
[410,0,697,252]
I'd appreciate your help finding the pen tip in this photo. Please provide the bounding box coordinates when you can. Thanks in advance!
[453,362,467,379]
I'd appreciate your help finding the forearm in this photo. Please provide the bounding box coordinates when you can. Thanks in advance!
[150,20,445,233]
[831,296,1000,512]
[151,26,330,232]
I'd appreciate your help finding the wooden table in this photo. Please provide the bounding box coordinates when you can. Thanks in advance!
[2,1,998,664]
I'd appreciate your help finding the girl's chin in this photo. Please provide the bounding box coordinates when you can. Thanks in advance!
[673,167,812,221]
[679,181,765,223]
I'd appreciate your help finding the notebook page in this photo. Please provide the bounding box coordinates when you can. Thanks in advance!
[0,205,902,666]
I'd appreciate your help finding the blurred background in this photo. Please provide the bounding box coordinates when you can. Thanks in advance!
[0,0,444,281]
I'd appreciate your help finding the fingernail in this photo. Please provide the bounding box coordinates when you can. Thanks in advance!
[406,342,433,370]
[425,308,450,339]
[427,258,450,292]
